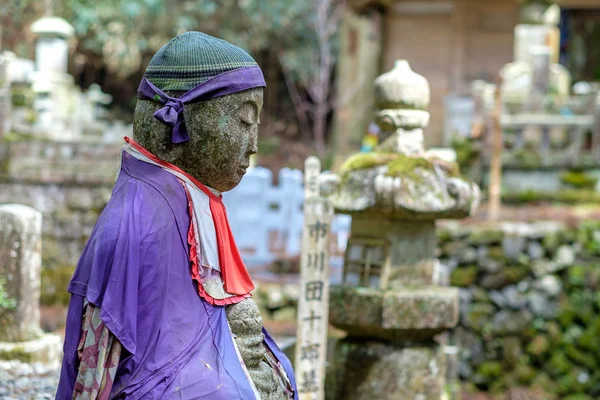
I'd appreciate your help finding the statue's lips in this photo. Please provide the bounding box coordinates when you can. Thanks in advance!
[238,165,249,173]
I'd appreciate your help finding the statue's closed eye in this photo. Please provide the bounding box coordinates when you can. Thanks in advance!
[237,102,259,126]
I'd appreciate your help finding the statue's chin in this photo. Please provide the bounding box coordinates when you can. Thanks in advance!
[216,174,244,193]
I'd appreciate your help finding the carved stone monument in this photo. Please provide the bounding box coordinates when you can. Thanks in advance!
[0,204,62,363]
[501,0,570,112]
[323,61,480,399]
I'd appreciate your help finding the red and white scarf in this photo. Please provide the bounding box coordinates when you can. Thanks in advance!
[122,137,254,305]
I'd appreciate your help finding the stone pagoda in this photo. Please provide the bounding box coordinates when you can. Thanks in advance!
[323,60,480,399]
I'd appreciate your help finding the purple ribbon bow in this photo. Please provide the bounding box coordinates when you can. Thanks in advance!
[138,66,266,144]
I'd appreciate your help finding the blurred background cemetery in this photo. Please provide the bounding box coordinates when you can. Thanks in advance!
[1,0,600,399]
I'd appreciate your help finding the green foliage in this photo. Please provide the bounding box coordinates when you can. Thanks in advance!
[3,0,337,81]
[451,135,480,168]
[59,0,326,79]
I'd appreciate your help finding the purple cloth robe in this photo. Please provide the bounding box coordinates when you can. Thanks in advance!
[56,152,297,399]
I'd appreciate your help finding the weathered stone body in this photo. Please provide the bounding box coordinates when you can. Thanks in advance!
[325,61,479,399]
[226,299,284,400]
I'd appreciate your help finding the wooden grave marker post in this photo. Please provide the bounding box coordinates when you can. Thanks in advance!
[295,156,334,400]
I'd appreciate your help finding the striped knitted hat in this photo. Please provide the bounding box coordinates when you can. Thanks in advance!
[143,31,259,91]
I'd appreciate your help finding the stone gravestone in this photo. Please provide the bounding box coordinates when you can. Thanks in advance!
[0,204,62,363]
[324,61,480,400]
[295,157,333,400]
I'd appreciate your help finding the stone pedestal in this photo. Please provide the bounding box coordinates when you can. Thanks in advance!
[0,204,62,364]
[328,340,446,400]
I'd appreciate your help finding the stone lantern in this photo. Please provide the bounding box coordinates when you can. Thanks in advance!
[323,61,480,399]
[30,16,76,140]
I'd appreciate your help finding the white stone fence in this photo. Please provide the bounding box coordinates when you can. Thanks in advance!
[225,166,351,271]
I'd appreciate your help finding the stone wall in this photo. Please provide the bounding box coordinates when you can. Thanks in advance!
[438,220,600,398]
[1,138,121,183]
[0,138,119,305]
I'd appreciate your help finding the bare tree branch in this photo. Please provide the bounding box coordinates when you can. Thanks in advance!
[279,52,314,142]
[327,73,368,113]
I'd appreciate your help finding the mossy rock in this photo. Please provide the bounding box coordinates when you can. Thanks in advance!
[465,303,496,332]
[468,229,504,245]
[504,265,529,284]
[471,287,491,303]
[450,266,478,287]
[487,246,506,261]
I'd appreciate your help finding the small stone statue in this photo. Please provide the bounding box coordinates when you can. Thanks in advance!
[56,32,296,400]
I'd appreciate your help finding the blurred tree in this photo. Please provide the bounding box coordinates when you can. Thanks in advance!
[1,0,344,158]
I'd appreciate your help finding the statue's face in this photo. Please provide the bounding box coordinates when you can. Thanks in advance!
[180,88,263,192]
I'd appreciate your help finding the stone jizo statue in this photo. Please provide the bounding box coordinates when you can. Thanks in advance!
[56,32,297,400]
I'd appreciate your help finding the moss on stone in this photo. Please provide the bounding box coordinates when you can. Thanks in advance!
[339,152,398,175]
[386,154,460,180]
[560,170,598,190]
[451,135,480,169]
[0,347,32,362]
[450,266,478,287]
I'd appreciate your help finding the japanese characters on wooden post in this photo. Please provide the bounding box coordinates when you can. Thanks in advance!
[295,156,334,400]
